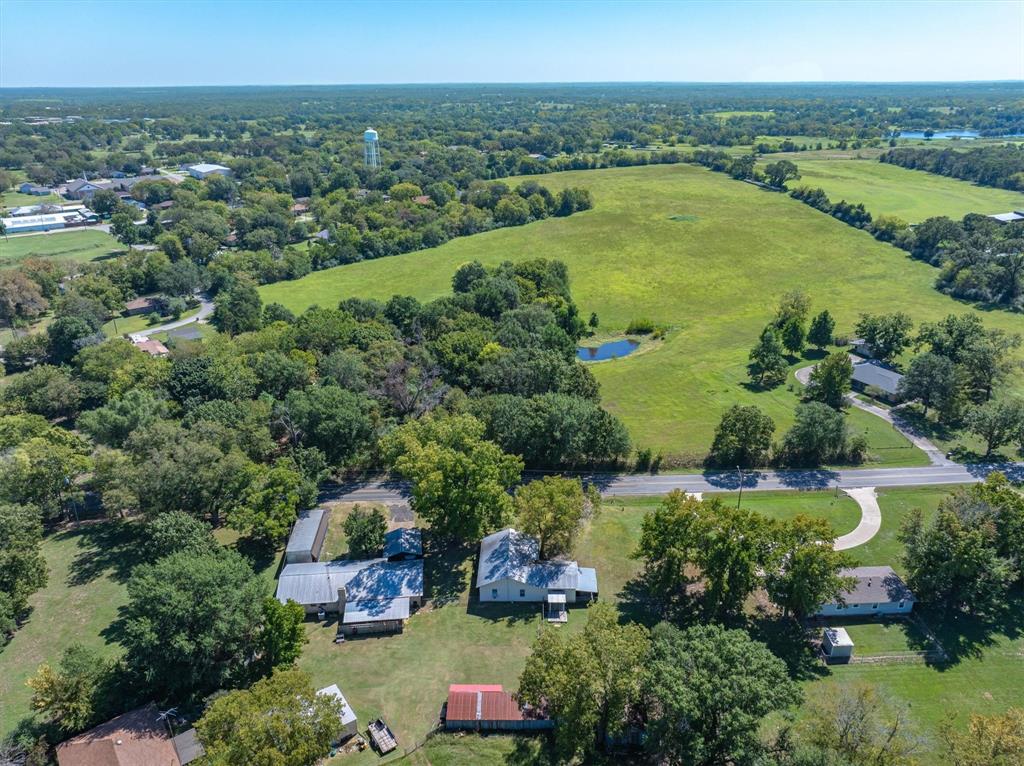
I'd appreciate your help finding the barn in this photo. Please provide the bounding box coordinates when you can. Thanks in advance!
[443,684,552,732]
[284,507,330,564]
[318,683,358,742]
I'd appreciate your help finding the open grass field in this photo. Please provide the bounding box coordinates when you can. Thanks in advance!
[857,486,948,571]
[0,229,125,267]
[260,164,1024,463]
[1,190,64,208]
[783,158,1024,222]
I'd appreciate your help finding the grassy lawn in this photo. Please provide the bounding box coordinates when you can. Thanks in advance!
[839,620,932,655]
[100,306,201,339]
[261,164,1024,463]
[855,486,949,572]
[0,524,137,737]
[782,158,1024,222]
[1,190,64,208]
[319,501,391,561]
[0,229,125,267]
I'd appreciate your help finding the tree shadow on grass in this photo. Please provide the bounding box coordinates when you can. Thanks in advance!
[917,590,1024,668]
[64,521,148,587]
[425,535,471,609]
[233,535,281,580]
[748,613,830,682]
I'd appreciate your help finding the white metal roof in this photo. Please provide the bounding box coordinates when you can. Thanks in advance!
[824,627,854,647]
[476,528,598,593]
[189,163,229,173]
[852,360,904,395]
[988,212,1024,223]
[285,508,327,555]
[276,558,423,606]
[318,684,358,726]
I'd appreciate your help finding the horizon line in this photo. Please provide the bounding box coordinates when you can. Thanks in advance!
[2,79,1023,92]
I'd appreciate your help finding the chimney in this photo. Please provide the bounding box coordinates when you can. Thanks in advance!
[336,586,346,614]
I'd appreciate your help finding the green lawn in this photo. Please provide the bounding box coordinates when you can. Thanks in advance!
[855,486,949,571]
[0,229,125,267]
[100,306,202,339]
[782,158,1024,222]
[260,164,1024,463]
[840,620,932,655]
[1,190,64,208]
[0,524,136,736]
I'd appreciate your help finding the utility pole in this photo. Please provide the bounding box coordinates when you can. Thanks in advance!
[736,466,744,509]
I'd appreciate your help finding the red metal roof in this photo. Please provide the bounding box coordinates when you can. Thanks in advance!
[445,686,523,722]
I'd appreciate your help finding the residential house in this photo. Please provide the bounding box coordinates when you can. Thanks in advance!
[18,182,51,195]
[275,557,424,635]
[443,684,552,732]
[64,178,111,200]
[476,528,598,620]
[814,566,916,617]
[56,703,204,766]
[851,359,903,403]
[318,684,359,742]
[384,527,423,561]
[123,296,160,316]
[187,163,231,179]
[988,211,1024,224]
[132,338,170,357]
[284,508,330,564]
[313,229,331,241]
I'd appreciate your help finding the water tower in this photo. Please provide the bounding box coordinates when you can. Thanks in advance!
[364,127,381,169]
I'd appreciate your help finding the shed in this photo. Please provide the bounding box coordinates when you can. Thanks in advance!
[988,211,1024,224]
[443,684,552,732]
[815,566,916,617]
[851,359,903,402]
[187,163,231,179]
[822,627,854,662]
[317,684,358,742]
[284,508,330,564]
[384,527,422,561]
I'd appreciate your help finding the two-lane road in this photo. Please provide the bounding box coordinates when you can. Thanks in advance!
[320,462,1024,505]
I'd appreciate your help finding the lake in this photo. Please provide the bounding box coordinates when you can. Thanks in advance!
[577,338,640,361]
[897,129,979,139]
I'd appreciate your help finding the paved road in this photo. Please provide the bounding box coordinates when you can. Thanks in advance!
[794,362,952,466]
[320,462,1024,505]
[132,295,215,338]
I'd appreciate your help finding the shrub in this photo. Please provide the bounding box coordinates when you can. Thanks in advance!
[626,318,656,335]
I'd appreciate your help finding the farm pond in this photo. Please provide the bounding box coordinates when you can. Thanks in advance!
[577,338,640,361]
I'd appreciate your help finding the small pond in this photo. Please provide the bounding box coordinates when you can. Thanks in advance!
[577,338,640,362]
[897,129,980,139]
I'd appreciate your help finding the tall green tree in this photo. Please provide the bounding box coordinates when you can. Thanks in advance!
[196,669,344,766]
[898,352,957,418]
[807,309,835,350]
[748,326,787,387]
[121,549,265,698]
[707,404,775,468]
[964,398,1024,456]
[514,475,591,558]
[27,644,117,736]
[644,622,801,766]
[804,351,853,410]
[767,515,855,617]
[0,502,47,619]
[382,414,523,541]
[518,602,649,760]
[779,402,852,467]
[229,461,303,542]
[855,312,914,362]
[764,160,801,189]
[342,504,388,558]
[259,597,306,670]
[212,277,264,336]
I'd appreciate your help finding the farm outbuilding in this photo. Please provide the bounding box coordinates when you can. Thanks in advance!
[822,627,854,662]
[187,163,231,179]
[284,507,330,564]
[318,683,358,742]
[443,684,553,732]
[275,557,424,635]
[815,566,916,617]
[384,527,422,561]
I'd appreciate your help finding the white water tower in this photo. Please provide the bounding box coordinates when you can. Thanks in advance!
[364,127,380,169]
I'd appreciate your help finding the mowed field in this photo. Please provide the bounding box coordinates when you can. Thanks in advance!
[783,158,1024,222]
[0,229,125,267]
[261,164,1024,462]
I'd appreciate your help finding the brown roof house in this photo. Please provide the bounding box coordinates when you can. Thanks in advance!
[443,684,552,732]
[56,703,204,766]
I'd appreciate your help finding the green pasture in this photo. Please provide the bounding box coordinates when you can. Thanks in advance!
[260,164,1024,462]
[0,229,125,267]
[784,158,1024,222]
[1,190,64,208]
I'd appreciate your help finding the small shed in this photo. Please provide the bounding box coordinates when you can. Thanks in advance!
[822,627,854,662]
[171,728,206,765]
[284,508,330,564]
[317,684,358,742]
[383,527,422,561]
[443,684,552,732]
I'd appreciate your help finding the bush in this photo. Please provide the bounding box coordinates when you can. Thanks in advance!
[626,318,656,335]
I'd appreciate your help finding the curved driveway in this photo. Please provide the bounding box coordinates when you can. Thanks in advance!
[133,295,215,338]
[835,487,881,550]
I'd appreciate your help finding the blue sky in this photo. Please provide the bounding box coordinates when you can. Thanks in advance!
[1,0,1021,87]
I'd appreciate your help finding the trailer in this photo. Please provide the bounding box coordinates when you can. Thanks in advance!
[367,718,397,754]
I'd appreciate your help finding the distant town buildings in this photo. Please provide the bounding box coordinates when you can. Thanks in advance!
[186,163,232,179]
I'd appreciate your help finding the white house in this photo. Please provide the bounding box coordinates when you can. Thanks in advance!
[476,528,598,609]
[187,163,231,179]
[815,566,915,617]
[317,684,358,742]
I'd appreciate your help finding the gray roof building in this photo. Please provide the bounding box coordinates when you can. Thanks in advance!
[476,528,598,594]
[851,359,903,396]
[837,566,915,606]
[284,508,329,564]
[384,527,423,560]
